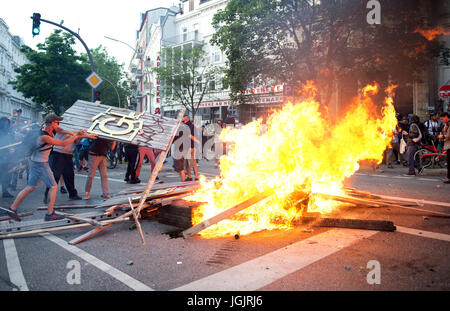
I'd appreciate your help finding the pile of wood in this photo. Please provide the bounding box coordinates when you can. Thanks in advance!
[0,181,200,242]
[2,180,449,243]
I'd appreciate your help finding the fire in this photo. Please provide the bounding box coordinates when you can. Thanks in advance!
[414,26,450,41]
[186,81,397,238]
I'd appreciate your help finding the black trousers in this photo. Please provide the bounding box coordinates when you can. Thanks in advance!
[125,145,139,180]
[46,151,78,197]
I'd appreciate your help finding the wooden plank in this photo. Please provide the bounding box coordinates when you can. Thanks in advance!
[71,109,186,243]
[316,192,450,218]
[181,189,275,239]
[128,197,146,245]
[0,212,34,221]
[37,205,97,211]
[298,216,396,232]
[117,109,186,221]
[69,225,112,245]
[117,181,199,195]
[0,211,124,234]
[0,217,130,239]
[54,212,104,226]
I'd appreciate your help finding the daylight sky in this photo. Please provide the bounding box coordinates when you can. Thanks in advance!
[1,0,177,68]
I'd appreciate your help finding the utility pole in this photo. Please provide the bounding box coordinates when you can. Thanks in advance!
[31,14,97,102]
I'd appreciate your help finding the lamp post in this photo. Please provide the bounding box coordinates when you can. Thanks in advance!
[104,35,150,113]
[102,77,121,108]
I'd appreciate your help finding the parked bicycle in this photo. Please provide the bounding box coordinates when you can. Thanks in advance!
[414,141,447,169]
[106,148,117,169]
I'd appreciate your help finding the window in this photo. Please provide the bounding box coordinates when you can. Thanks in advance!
[209,79,216,91]
[212,48,221,63]
[196,76,202,93]
[194,23,199,41]
[182,28,187,42]
[189,0,194,11]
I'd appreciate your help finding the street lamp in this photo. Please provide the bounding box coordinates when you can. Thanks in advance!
[101,77,121,108]
[104,35,152,113]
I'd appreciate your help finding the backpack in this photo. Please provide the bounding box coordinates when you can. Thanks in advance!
[19,130,52,158]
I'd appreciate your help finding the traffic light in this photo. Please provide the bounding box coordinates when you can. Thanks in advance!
[94,90,101,102]
[32,13,41,36]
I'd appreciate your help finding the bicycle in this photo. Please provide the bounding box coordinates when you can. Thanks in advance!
[106,148,117,169]
[414,141,447,169]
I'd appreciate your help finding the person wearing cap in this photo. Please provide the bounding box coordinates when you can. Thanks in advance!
[5,114,88,222]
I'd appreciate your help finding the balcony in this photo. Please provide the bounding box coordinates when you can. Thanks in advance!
[162,31,204,48]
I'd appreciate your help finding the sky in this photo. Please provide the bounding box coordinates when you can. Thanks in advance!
[1,0,178,69]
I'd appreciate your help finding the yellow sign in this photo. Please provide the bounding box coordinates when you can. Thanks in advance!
[86,72,103,88]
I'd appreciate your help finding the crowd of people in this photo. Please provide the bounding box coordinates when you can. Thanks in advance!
[385,111,450,183]
[1,107,449,222]
[0,110,164,222]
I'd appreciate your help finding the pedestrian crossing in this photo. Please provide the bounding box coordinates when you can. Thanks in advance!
[2,223,449,291]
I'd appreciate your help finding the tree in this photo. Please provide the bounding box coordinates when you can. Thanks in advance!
[10,30,90,114]
[82,46,131,108]
[211,0,443,108]
[152,45,222,119]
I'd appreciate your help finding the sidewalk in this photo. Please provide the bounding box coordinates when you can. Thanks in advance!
[357,161,447,177]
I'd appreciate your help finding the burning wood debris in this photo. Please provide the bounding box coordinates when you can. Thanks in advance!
[1,82,448,243]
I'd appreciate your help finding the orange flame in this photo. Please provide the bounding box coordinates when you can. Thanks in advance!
[414,26,450,41]
[186,82,397,238]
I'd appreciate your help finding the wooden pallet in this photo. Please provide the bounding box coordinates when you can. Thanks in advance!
[158,199,205,229]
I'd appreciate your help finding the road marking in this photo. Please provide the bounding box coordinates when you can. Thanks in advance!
[41,233,153,291]
[2,239,29,291]
[172,228,377,291]
[396,226,450,242]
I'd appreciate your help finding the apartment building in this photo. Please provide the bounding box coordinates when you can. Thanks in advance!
[0,18,40,122]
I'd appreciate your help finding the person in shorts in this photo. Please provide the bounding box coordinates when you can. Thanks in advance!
[5,114,86,222]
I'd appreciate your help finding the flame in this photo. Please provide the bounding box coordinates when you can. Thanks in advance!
[186,81,397,238]
[414,26,450,41]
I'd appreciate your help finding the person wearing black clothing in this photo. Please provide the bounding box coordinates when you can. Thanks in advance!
[183,114,200,181]
[84,138,115,200]
[124,143,140,184]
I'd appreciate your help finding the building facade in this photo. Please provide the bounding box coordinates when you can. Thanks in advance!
[0,18,40,122]
[130,0,286,124]
[129,1,449,124]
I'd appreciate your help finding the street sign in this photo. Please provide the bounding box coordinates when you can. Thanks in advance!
[283,84,294,97]
[438,84,450,100]
[86,72,103,88]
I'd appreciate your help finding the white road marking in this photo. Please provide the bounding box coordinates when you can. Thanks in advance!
[41,233,153,291]
[396,226,450,242]
[172,228,377,291]
[2,239,29,291]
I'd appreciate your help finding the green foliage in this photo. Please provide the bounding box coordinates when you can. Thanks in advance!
[152,45,222,118]
[212,0,442,104]
[9,30,91,114]
[9,30,130,114]
[82,46,131,108]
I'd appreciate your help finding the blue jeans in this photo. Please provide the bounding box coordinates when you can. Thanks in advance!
[406,144,421,174]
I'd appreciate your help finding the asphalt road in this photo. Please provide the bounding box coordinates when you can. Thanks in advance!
[0,158,449,299]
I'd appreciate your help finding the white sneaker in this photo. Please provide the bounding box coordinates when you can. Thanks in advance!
[84,192,90,200]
